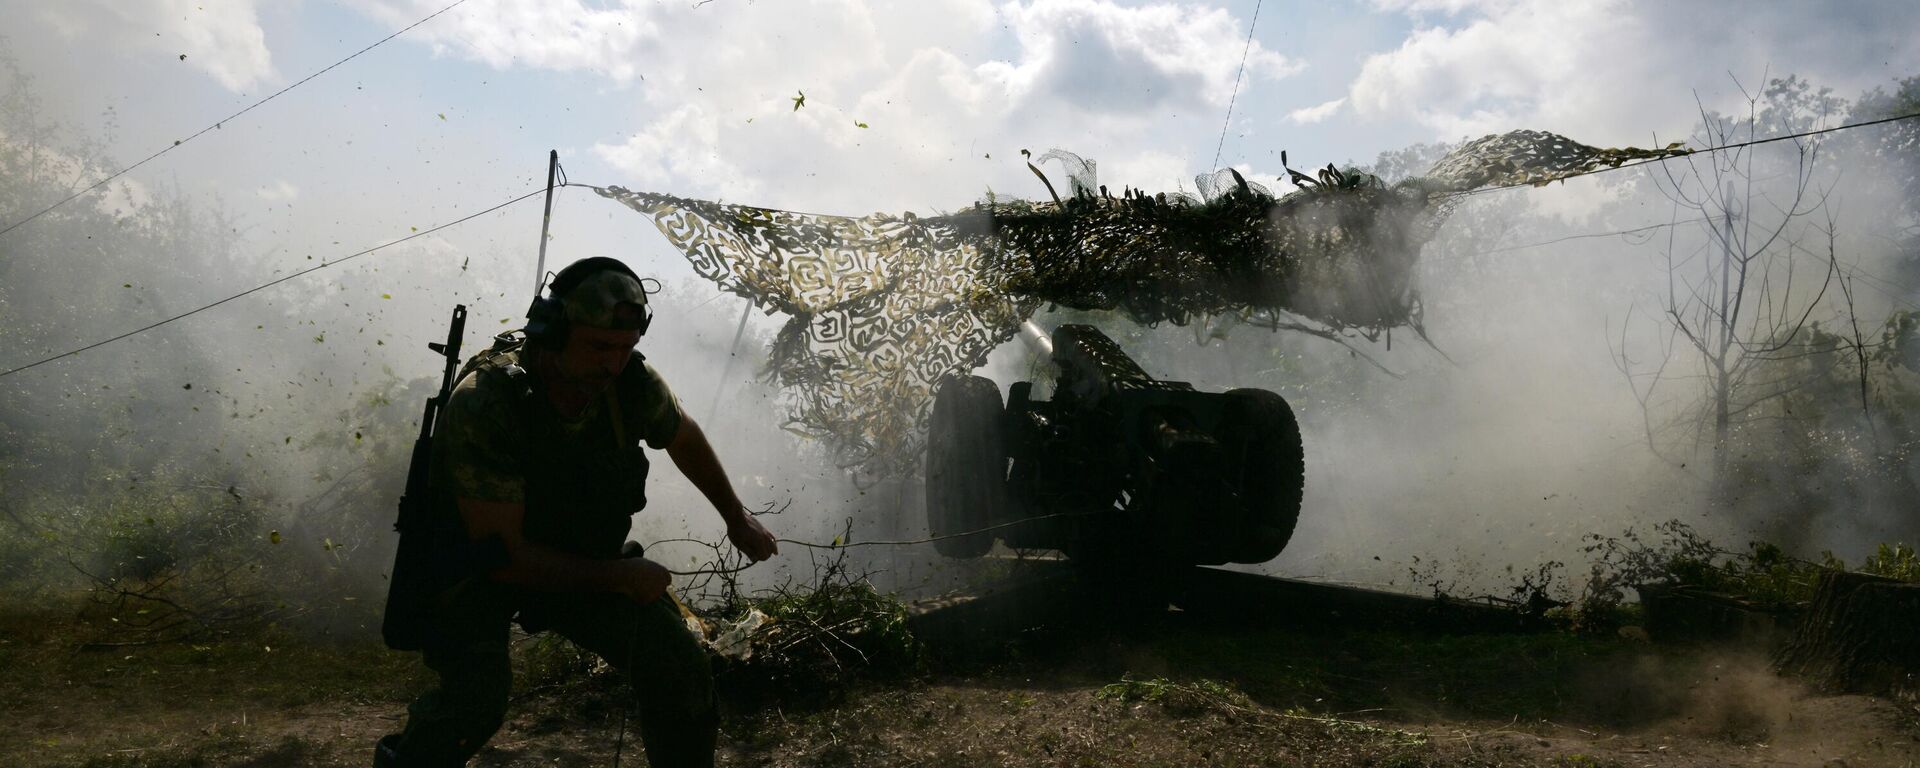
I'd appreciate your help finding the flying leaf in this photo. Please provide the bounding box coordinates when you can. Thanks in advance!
[855,121,868,129]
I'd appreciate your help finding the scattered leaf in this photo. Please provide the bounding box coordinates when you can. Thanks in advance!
[791,90,806,111]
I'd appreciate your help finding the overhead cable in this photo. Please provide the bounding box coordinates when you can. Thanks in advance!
[0,186,546,379]
[1212,0,1264,171]
[0,0,475,242]
[1447,110,1920,199]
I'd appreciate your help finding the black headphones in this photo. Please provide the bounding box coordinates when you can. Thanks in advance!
[524,257,652,350]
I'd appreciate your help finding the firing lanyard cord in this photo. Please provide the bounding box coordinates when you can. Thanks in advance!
[611,509,1095,766]
[613,608,637,768]
[652,510,1098,577]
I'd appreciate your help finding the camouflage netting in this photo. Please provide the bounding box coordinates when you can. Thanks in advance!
[593,130,1686,476]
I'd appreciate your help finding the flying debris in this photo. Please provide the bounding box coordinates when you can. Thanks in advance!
[594,129,1685,476]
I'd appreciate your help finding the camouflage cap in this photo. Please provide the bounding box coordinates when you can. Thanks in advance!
[561,267,650,330]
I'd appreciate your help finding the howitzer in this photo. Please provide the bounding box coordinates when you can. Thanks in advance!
[926,322,1304,567]
[381,304,468,651]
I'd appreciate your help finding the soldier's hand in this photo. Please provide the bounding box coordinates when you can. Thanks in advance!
[616,557,672,604]
[727,514,779,562]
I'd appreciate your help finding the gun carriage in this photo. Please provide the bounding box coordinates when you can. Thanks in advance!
[926,323,1304,567]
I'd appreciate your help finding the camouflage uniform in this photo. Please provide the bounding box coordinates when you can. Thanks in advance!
[383,269,718,767]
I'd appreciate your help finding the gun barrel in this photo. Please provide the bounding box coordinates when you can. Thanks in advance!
[1019,320,1053,358]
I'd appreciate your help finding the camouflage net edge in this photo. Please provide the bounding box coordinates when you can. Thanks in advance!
[594,129,1688,477]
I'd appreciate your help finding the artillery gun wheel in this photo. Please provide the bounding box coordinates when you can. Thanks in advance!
[1219,388,1304,564]
[926,375,1007,558]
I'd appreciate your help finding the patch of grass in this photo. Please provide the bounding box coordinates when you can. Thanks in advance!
[1140,620,1626,722]
[75,733,320,768]
[0,608,425,713]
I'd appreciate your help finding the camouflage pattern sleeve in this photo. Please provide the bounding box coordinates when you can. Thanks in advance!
[630,358,685,449]
[438,370,528,503]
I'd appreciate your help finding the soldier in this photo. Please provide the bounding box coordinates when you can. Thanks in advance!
[376,257,778,767]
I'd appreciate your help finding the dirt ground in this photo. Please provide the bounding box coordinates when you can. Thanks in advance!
[3,582,1919,768]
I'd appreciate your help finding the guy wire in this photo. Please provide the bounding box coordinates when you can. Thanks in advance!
[0,0,476,242]
[0,186,548,379]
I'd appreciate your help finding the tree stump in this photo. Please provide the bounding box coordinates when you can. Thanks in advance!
[1773,570,1920,701]
[1636,583,1798,648]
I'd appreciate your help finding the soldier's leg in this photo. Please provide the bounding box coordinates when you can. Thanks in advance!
[550,593,717,768]
[386,578,517,766]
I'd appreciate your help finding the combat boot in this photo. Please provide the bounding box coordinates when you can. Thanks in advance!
[373,734,407,767]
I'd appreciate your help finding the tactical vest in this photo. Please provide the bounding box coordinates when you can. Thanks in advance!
[432,333,654,560]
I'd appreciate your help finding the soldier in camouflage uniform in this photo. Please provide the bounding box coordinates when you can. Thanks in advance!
[376,258,779,767]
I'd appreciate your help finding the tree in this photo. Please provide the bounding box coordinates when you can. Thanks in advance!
[1616,76,1846,501]
[1617,74,1920,545]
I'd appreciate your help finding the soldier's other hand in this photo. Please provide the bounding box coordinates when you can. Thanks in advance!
[728,514,779,562]
[617,558,672,604]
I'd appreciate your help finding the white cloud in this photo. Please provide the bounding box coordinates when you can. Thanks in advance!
[40,0,276,93]
[1345,0,1920,145]
[348,0,657,83]
[1364,0,1514,14]
[359,0,1299,210]
[592,104,764,202]
[991,0,1302,112]
[1288,97,1346,125]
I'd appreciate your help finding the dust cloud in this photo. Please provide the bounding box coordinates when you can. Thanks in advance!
[2,65,1916,625]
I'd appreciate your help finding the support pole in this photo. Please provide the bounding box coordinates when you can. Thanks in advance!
[707,301,754,423]
[534,149,559,296]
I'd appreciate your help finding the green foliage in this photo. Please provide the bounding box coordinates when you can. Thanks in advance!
[514,633,599,694]
[735,576,921,680]
[1858,542,1920,581]
[1574,519,1920,632]
[1097,674,1248,718]
[18,476,294,644]
[1575,520,1831,627]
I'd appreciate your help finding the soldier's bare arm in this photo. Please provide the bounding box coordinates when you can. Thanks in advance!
[665,415,779,561]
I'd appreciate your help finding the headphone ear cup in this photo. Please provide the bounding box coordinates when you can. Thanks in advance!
[525,296,568,349]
